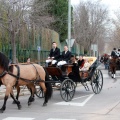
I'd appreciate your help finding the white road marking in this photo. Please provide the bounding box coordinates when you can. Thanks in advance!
[55,94,94,106]
[47,118,76,120]
[3,117,35,120]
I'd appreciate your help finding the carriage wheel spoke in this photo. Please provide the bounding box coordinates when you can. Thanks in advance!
[62,92,67,99]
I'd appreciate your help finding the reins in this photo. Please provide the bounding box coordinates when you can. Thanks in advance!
[7,72,44,83]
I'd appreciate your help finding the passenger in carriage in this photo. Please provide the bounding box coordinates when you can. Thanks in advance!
[79,58,91,71]
[57,46,71,66]
[27,57,31,63]
[78,56,84,69]
[68,55,80,81]
[45,42,60,66]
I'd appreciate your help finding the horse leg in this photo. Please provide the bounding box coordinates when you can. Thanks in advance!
[0,85,20,113]
[111,65,114,78]
[16,85,20,100]
[10,89,22,110]
[27,84,35,106]
[39,83,47,106]
[0,85,11,113]
[0,95,8,113]
[40,79,52,106]
[113,66,116,78]
[12,85,20,104]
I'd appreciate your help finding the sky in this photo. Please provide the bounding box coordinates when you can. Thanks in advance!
[71,0,120,14]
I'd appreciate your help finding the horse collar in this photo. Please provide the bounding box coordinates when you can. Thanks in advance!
[14,65,20,87]
[0,71,7,78]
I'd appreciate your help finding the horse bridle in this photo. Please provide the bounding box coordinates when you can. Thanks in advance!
[0,65,20,87]
[0,71,7,78]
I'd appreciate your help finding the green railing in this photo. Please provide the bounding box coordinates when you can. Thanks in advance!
[1,47,76,66]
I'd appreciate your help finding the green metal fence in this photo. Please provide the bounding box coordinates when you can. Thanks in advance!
[1,47,77,66]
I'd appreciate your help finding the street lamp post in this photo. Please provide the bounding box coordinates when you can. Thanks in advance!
[68,0,71,51]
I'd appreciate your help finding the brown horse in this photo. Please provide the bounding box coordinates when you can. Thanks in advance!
[0,52,52,113]
[109,57,118,78]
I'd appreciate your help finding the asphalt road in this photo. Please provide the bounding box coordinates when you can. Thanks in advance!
[0,64,120,120]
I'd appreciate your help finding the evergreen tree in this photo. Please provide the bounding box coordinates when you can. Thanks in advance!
[31,0,72,42]
[50,0,69,42]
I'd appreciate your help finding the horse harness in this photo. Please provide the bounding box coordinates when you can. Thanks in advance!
[0,64,44,87]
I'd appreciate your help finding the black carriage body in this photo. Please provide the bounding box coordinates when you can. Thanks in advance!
[68,60,98,82]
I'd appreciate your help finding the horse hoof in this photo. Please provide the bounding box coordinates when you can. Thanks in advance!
[28,102,31,106]
[12,101,16,104]
[31,98,35,102]
[43,103,47,106]
[0,109,4,113]
[18,104,22,110]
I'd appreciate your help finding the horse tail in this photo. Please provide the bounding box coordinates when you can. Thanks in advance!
[44,68,53,100]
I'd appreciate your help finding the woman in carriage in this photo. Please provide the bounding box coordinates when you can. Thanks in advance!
[78,55,84,69]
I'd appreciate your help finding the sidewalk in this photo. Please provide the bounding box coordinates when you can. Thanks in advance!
[0,85,30,99]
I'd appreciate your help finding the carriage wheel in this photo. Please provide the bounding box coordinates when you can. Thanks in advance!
[60,79,76,102]
[35,86,44,98]
[91,69,103,94]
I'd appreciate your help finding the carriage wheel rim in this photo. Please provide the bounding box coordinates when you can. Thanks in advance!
[91,69,103,94]
[60,79,75,102]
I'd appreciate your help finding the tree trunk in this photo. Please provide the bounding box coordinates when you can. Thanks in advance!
[11,31,16,63]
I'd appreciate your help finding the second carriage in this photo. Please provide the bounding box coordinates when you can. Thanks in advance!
[36,57,103,102]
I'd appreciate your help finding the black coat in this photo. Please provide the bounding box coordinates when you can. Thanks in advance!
[68,63,80,82]
[49,47,60,60]
[78,59,84,68]
[59,51,71,62]
[111,51,116,57]
[111,51,118,57]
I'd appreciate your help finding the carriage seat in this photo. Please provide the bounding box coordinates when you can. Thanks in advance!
[83,56,97,67]
[79,57,97,78]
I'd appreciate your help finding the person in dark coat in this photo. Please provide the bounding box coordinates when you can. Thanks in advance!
[117,48,120,57]
[57,46,71,66]
[111,48,119,58]
[103,54,109,69]
[68,55,80,82]
[78,56,84,69]
[46,42,60,66]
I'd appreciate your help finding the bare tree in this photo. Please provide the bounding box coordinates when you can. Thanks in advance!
[110,12,120,48]
[30,0,54,28]
[73,1,109,54]
[0,0,31,63]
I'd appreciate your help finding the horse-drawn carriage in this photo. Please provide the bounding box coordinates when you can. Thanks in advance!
[36,56,103,102]
[0,51,103,113]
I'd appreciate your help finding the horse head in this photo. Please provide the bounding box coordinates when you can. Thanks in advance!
[0,52,9,73]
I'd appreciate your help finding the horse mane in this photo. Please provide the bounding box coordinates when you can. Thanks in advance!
[0,52,9,71]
